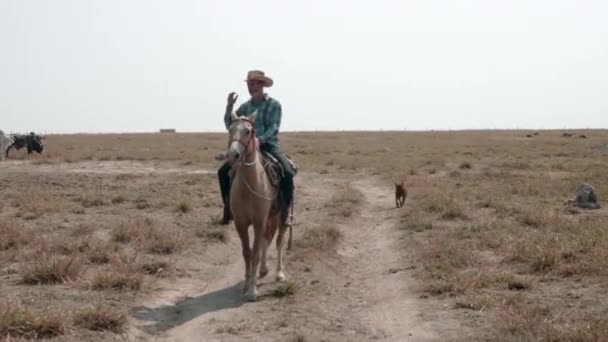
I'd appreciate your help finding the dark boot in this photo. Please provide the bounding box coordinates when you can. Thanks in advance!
[279,174,294,225]
[218,162,232,225]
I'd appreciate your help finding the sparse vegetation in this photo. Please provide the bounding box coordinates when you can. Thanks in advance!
[1,130,607,340]
[0,301,66,339]
[90,270,144,291]
[267,281,298,298]
[21,255,85,285]
[325,183,363,218]
[198,225,229,243]
[73,305,127,333]
[176,200,191,213]
[296,224,342,251]
[0,220,29,250]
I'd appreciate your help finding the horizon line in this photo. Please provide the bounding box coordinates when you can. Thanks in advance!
[15,127,607,135]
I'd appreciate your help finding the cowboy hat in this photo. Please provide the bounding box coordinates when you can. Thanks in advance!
[244,70,273,87]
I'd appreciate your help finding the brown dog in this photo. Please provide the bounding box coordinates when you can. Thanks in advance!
[395,182,407,208]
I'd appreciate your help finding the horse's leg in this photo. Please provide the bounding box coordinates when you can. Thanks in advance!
[260,214,278,278]
[6,144,12,158]
[276,214,288,282]
[235,222,252,293]
[245,218,266,301]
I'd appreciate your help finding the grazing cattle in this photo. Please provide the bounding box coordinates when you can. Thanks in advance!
[0,130,12,161]
[6,132,44,158]
[395,182,407,208]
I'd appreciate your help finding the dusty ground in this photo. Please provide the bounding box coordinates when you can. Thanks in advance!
[130,174,465,342]
[1,130,608,341]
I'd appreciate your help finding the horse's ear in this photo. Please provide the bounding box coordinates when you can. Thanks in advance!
[231,111,239,122]
[248,110,258,123]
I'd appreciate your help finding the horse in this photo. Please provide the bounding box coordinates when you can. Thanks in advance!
[225,110,291,301]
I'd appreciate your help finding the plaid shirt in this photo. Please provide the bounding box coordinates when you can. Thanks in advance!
[224,94,282,148]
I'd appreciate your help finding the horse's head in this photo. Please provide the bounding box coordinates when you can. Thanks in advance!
[226,110,258,165]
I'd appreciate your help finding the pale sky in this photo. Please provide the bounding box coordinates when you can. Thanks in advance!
[1,0,607,133]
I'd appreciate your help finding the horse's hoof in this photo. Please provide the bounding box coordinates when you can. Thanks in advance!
[276,271,286,282]
[244,290,258,302]
[259,269,269,278]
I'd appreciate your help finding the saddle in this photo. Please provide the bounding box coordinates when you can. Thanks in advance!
[261,151,298,187]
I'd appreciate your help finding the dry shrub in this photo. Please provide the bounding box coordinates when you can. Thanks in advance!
[418,191,464,217]
[0,220,29,250]
[493,298,608,341]
[141,227,184,255]
[78,194,106,208]
[112,217,183,254]
[507,218,608,275]
[21,255,85,285]
[296,224,342,251]
[133,198,150,210]
[10,191,56,219]
[176,200,191,214]
[90,272,143,291]
[197,225,228,243]
[73,305,127,333]
[87,243,121,265]
[459,161,472,169]
[416,231,480,296]
[111,217,154,243]
[71,224,95,237]
[440,207,469,221]
[50,237,92,256]
[266,281,298,298]
[0,301,66,339]
[324,183,363,218]
[399,212,433,233]
[494,301,556,340]
[137,258,172,277]
[111,195,127,204]
[90,255,144,291]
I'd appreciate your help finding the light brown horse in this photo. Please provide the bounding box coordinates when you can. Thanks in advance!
[225,110,290,301]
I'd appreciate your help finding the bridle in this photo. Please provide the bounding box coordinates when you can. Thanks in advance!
[229,117,258,167]
[228,117,278,201]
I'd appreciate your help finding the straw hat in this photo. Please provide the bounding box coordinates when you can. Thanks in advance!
[245,70,273,87]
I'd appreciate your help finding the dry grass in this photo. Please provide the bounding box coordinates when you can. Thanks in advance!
[175,200,192,214]
[1,130,607,340]
[111,217,184,254]
[0,220,29,251]
[324,183,364,218]
[266,281,298,298]
[73,305,127,333]
[0,301,67,339]
[197,224,229,243]
[381,130,608,340]
[296,224,342,252]
[21,255,85,285]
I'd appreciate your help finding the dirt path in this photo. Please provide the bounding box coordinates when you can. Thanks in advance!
[129,173,461,341]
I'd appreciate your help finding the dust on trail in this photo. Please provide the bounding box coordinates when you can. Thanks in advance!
[129,173,463,342]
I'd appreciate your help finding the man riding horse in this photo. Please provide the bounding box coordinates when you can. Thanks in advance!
[217,70,296,226]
